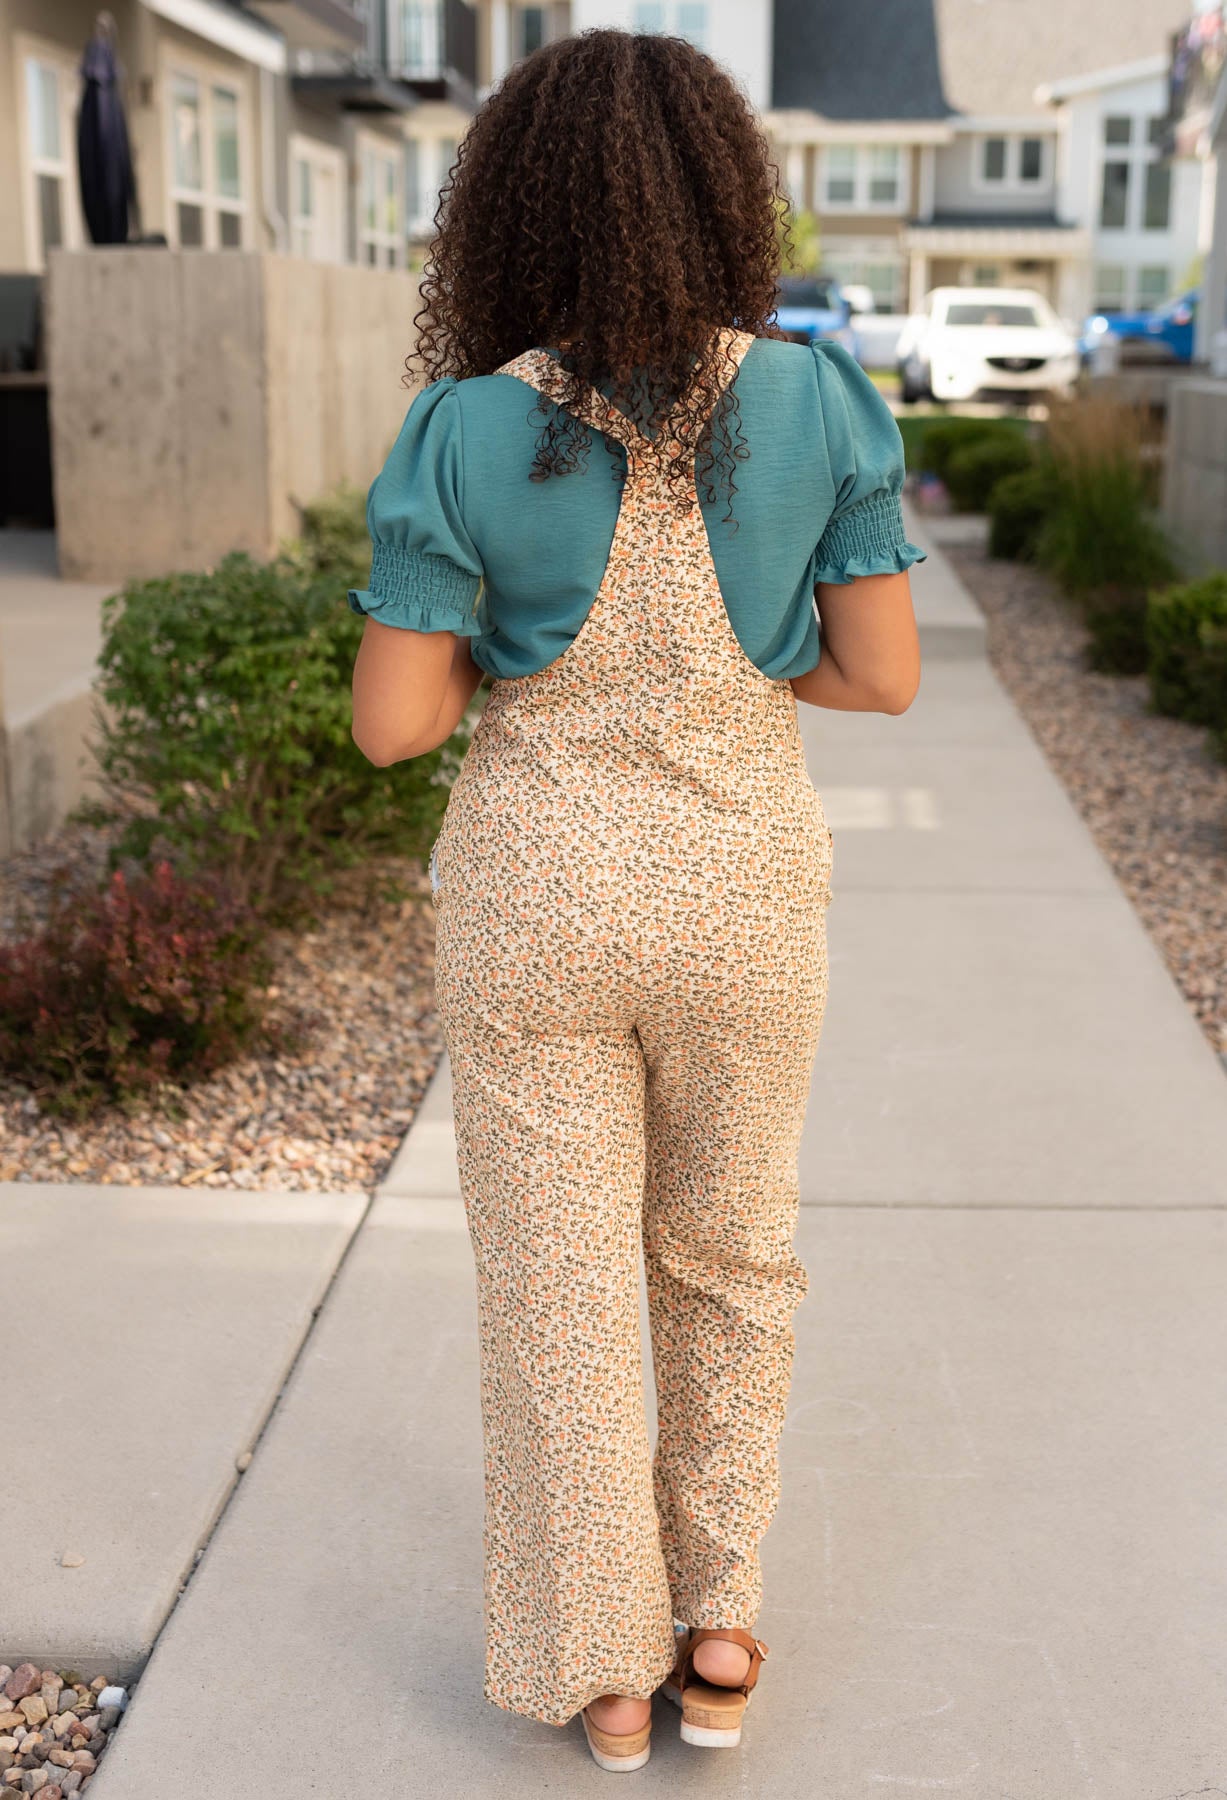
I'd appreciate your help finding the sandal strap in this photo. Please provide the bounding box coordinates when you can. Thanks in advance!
[675,1626,770,1696]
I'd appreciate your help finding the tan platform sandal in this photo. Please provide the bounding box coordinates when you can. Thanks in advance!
[661,1626,769,1748]
[580,1701,652,1773]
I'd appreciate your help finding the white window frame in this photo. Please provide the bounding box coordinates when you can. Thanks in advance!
[1092,262,1127,311]
[388,0,443,77]
[676,3,708,47]
[819,144,907,214]
[357,130,404,269]
[14,34,85,271]
[1136,264,1170,306]
[1097,112,1171,236]
[970,132,1051,193]
[290,134,345,263]
[162,50,252,250]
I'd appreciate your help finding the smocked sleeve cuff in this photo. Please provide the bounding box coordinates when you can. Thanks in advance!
[814,489,927,585]
[348,542,483,634]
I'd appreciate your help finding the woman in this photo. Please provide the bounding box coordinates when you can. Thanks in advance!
[349,27,922,1773]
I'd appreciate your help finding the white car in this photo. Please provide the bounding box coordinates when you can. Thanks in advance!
[895,287,1080,404]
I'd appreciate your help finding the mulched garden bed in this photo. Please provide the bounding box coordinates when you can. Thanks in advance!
[946,541,1227,1062]
[0,827,444,1189]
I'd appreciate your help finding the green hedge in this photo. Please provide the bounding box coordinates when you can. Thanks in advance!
[1146,575,1227,753]
[87,549,472,919]
[986,464,1060,562]
[914,416,1030,485]
[943,434,1035,513]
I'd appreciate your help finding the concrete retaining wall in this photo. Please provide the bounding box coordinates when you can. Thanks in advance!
[1161,376,1227,573]
[46,249,421,584]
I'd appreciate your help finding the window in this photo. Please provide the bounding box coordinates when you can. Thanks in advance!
[438,137,458,207]
[821,145,905,211]
[971,263,1000,286]
[291,137,344,262]
[391,1,442,74]
[359,139,402,268]
[945,301,1041,327]
[20,49,83,266]
[633,2,666,25]
[976,133,1048,190]
[823,256,903,312]
[1093,264,1127,312]
[519,6,546,54]
[167,68,247,249]
[1099,111,1172,234]
[676,3,708,46]
[981,137,1007,182]
[867,146,899,205]
[1137,266,1169,306]
[1100,159,1129,230]
[1144,162,1171,231]
[405,137,421,225]
[824,146,856,205]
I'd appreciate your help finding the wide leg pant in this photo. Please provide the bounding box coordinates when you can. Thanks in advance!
[441,903,827,1728]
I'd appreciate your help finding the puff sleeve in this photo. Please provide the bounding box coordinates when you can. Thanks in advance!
[347,377,485,634]
[812,340,926,585]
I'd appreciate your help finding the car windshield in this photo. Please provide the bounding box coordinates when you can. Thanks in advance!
[945,302,1041,327]
[778,278,840,310]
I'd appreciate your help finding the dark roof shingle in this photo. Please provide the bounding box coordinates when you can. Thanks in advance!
[772,0,1191,121]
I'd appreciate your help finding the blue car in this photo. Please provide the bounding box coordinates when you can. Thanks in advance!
[774,274,860,358]
[1080,289,1198,366]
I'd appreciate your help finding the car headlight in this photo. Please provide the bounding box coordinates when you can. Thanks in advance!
[1089,316,1109,334]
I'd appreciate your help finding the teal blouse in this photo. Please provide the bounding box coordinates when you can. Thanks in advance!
[348,336,924,679]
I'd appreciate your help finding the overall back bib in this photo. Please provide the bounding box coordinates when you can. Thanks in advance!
[431,325,834,1727]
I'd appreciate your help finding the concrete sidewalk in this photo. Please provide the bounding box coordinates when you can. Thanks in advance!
[75,525,1227,1796]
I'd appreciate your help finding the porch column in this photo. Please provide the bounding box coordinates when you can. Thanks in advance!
[490,0,512,85]
[908,248,928,313]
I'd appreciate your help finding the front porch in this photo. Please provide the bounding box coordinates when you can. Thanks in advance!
[904,214,1092,319]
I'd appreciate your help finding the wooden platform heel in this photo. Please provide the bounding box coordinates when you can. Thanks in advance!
[661,1626,769,1748]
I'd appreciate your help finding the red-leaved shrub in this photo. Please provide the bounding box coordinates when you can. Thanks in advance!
[0,862,273,1118]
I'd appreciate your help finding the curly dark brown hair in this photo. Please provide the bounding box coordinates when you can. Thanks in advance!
[411,28,791,518]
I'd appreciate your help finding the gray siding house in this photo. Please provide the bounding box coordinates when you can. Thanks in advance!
[765,0,1198,321]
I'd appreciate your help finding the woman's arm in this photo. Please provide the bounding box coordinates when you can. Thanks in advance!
[352,618,486,766]
[789,569,921,714]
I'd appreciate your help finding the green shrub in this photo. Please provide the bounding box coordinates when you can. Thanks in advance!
[1036,396,1178,674]
[917,417,1027,483]
[88,553,470,917]
[0,862,273,1119]
[282,485,371,587]
[944,434,1035,512]
[1146,574,1227,729]
[987,463,1060,561]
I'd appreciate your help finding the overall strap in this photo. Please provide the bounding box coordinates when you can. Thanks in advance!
[495,326,755,464]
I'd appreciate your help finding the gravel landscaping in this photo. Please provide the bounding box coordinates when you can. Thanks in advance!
[1,1663,130,1794]
[947,539,1227,1061]
[0,828,444,1189]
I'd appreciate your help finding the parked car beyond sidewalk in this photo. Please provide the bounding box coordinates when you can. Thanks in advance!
[895,286,1080,404]
[1079,290,1198,368]
[773,273,860,358]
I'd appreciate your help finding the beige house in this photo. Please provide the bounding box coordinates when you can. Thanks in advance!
[0,0,480,277]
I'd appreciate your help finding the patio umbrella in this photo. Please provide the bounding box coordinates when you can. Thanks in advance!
[76,12,136,245]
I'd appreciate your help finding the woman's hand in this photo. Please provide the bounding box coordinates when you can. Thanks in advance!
[351,618,486,765]
[789,570,921,714]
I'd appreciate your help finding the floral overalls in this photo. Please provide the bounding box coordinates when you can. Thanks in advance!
[430,325,834,1727]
